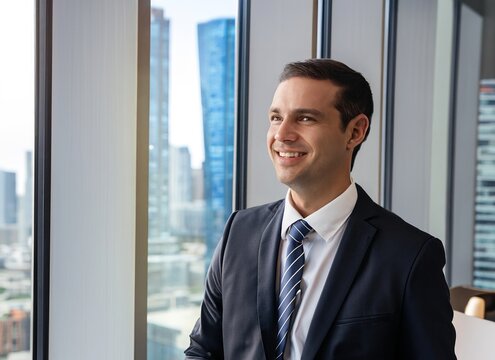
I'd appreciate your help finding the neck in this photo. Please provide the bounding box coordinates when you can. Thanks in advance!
[289,178,351,217]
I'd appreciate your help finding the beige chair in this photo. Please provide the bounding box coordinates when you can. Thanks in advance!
[450,286,495,321]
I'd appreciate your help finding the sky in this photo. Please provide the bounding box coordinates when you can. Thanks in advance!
[152,0,237,168]
[0,0,236,194]
[0,2,35,195]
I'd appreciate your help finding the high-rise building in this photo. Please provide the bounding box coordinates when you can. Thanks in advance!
[0,309,30,356]
[169,146,193,205]
[197,18,235,267]
[474,79,495,289]
[148,8,170,245]
[192,167,204,201]
[0,171,17,226]
[19,152,33,245]
[169,146,194,235]
[168,146,207,238]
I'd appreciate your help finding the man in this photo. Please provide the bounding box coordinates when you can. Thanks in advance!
[185,59,456,359]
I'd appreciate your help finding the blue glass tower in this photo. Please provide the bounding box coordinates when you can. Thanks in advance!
[197,18,235,267]
[148,8,170,243]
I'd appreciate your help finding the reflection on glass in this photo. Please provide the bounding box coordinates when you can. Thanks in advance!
[0,2,35,359]
[474,80,495,289]
[460,1,495,291]
[146,1,236,358]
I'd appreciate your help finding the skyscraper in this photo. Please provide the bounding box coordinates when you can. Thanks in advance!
[148,8,170,244]
[169,146,193,206]
[169,146,193,235]
[197,18,235,267]
[0,170,17,226]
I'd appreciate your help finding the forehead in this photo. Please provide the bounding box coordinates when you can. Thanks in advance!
[270,77,341,110]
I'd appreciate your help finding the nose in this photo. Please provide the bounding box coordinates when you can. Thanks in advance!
[274,119,297,142]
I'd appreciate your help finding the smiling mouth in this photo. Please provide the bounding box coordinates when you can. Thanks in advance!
[277,151,306,158]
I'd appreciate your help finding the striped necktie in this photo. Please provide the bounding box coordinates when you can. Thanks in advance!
[275,219,312,359]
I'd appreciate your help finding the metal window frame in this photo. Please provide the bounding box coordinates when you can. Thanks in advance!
[381,0,398,210]
[134,0,150,359]
[234,0,250,211]
[33,0,53,359]
[317,0,332,58]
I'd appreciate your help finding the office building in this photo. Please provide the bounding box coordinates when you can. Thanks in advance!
[0,309,30,356]
[0,171,17,226]
[148,7,171,244]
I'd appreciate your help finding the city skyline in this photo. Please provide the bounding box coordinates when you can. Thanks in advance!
[0,8,35,346]
[150,0,236,169]
[0,150,34,359]
[146,4,236,358]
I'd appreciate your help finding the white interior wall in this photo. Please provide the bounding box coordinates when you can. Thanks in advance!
[50,0,137,358]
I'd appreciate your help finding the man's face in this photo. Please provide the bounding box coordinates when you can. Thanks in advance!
[267,77,354,192]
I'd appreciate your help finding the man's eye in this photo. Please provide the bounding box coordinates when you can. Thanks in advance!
[300,116,313,122]
[270,116,282,122]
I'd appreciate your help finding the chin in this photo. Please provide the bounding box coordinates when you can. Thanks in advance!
[275,173,297,188]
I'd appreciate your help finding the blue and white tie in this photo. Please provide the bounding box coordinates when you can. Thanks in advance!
[275,219,312,359]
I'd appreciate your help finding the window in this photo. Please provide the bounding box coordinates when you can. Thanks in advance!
[0,2,35,359]
[448,0,495,289]
[464,1,495,289]
[146,1,237,358]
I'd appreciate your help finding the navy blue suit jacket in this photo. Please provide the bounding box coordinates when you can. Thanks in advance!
[185,185,456,359]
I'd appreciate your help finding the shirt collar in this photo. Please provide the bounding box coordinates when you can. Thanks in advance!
[281,180,358,242]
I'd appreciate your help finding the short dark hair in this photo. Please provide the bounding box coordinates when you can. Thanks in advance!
[279,59,373,169]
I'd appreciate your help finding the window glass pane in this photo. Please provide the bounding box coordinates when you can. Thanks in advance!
[475,79,495,289]
[0,2,35,359]
[447,1,495,290]
[473,2,495,287]
[147,1,237,358]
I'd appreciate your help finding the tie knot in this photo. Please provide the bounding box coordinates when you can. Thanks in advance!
[288,219,312,244]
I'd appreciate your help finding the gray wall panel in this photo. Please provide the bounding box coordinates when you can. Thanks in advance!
[51,0,137,358]
[392,0,437,231]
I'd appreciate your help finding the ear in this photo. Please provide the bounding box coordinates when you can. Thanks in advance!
[346,114,369,151]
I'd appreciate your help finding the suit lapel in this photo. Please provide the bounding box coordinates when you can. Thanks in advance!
[301,186,378,360]
[257,201,285,360]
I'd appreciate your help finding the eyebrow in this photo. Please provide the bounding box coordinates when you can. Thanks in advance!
[269,107,324,117]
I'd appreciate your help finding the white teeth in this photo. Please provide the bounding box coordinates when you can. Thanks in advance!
[279,152,303,158]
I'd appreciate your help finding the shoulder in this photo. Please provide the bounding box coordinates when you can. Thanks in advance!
[218,200,284,249]
[355,184,441,252]
[231,199,284,224]
[372,205,432,240]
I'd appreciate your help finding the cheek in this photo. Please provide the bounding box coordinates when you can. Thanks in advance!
[266,128,275,147]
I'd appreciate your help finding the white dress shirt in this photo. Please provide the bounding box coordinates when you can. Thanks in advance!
[278,181,358,359]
